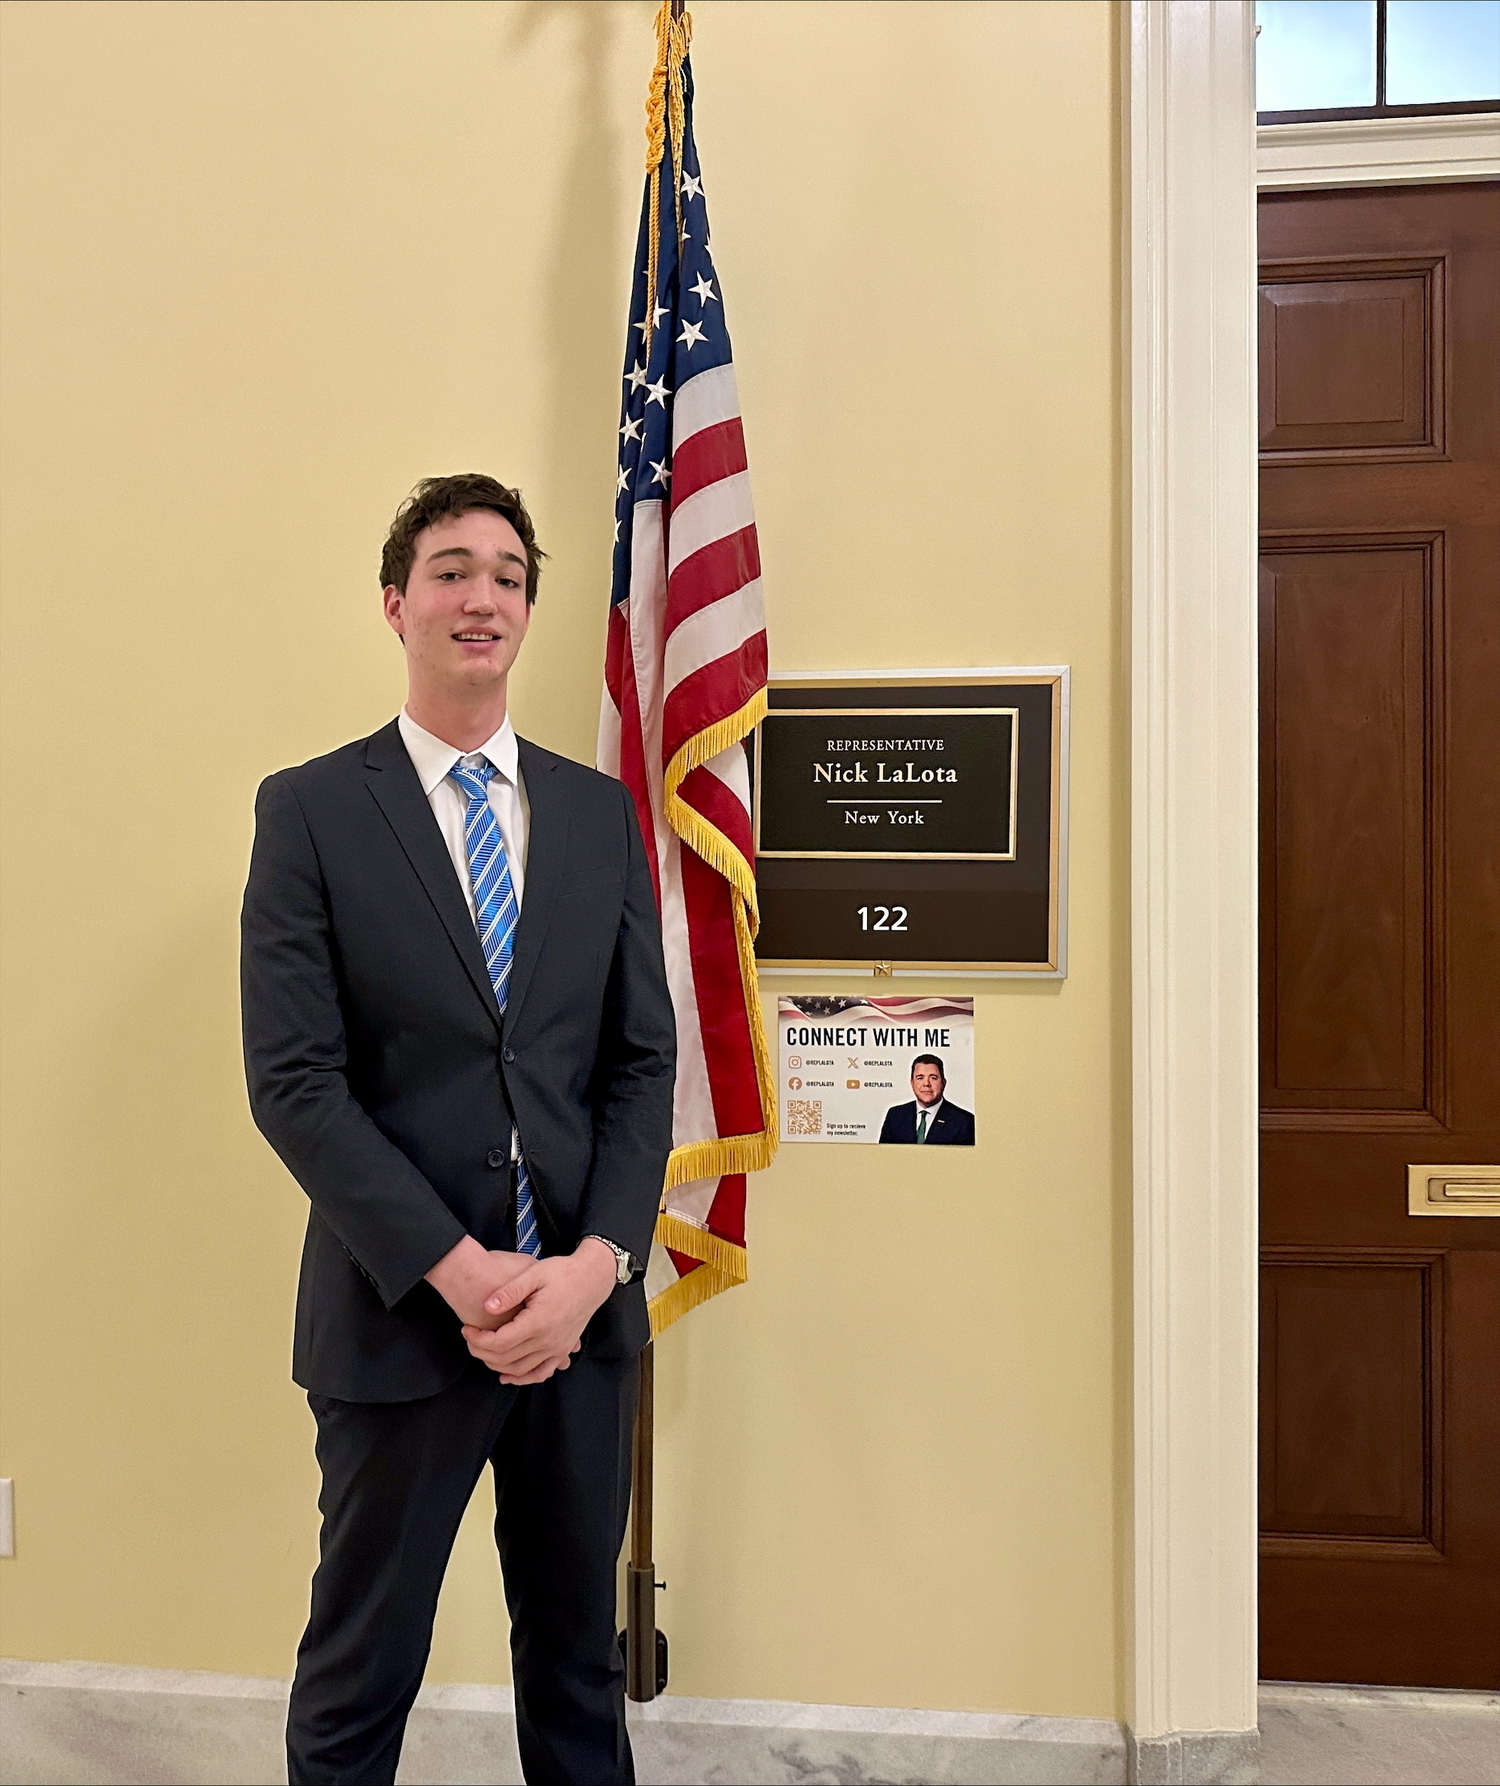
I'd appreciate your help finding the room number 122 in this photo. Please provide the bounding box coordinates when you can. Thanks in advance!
[858,905,908,931]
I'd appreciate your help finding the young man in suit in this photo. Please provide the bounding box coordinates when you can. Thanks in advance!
[878,1053,975,1145]
[241,474,676,1786]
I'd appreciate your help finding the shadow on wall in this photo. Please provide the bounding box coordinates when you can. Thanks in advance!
[500,2,655,612]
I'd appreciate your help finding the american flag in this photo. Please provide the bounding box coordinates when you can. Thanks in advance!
[598,9,775,1336]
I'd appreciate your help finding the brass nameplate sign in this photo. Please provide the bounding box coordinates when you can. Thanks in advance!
[755,708,1019,860]
[753,670,1069,977]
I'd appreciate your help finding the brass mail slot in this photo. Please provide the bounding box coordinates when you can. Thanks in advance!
[1408,1164,1500,1217]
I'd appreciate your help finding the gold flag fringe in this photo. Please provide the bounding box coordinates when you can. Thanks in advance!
[649,689,777,1329]
[662,689,765,924]
[649,1212,747,1338]
[648,1256,736,1337]
[658,685,778,1196]
[656,1211,748,1281]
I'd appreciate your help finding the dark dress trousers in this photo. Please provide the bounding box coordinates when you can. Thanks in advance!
[240,719,676,1786]
[877,1100,976,1145]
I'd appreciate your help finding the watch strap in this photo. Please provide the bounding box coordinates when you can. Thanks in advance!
[584,1234,637,1285]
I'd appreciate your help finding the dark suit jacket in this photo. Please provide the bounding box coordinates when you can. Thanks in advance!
[878,1099,976,1146]
[240,719,677,1402]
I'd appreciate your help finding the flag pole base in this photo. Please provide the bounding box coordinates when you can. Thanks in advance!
[622,1567,669,1701]
[622,1343,668,1701]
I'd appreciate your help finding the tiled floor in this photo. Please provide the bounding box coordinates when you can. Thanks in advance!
[1258,1683,1500,1786]
[1,1668,1496,1784]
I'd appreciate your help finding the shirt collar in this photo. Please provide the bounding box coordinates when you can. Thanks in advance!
[398,709,519,797]
[917,1098,943,1119]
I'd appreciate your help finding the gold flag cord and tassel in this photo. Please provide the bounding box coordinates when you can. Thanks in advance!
[643,0,693,362]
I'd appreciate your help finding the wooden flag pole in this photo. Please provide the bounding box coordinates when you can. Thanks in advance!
[624,1341,665,1699]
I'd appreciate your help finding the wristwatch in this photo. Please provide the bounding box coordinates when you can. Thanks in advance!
[584,1234,639,1285]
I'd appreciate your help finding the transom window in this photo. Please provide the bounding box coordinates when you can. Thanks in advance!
[1257,0,1500,121]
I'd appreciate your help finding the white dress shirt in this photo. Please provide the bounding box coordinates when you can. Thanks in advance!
[397,710,530,918]
[915,1099,944,1133]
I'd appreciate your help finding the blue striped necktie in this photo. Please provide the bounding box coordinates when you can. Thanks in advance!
[448,758,539,1257]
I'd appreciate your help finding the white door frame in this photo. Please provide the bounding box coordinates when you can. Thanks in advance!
[1126,7,1499,1777]
[1125,3,1260,1776]
[1257,110,1500,190]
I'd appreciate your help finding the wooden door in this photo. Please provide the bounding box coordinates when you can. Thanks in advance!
[1258,183,1500,1689]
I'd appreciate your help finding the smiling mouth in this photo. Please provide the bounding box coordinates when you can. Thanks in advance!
[453,631,500,643]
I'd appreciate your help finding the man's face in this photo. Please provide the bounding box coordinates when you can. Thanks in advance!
[383,509,531,698]
[911,1062,944,1107]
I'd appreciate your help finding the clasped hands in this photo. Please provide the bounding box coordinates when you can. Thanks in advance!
[424,1233,618,1387]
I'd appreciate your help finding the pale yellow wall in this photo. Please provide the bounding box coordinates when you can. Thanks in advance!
[0,0,1124,1719]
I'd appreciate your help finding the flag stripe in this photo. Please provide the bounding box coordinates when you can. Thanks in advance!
[703,734,753,803]
[662,633,769,767]
[706,1171,747,1249]
[672,362,741,448]
[678,762,754,869]
[662,580,766,696]
[666,1174,723,1227]
[670,416,747,508]
[665,527,761,631]
[607,604,661,911]
[666,469,755,575]
[659,833,721,1149]
[681,848,764,1134]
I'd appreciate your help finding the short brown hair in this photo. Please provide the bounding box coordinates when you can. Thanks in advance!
[380,473,545,604]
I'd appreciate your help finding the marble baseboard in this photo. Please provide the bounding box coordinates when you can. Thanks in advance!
[1127,1727,1260,1785]
[14,1658,1492,1786]
[0,1660,1126,1786]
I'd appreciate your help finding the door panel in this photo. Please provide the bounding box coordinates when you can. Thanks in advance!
[1260,1250,1441,1547]
[1258,183,1500,1691]
[1257,254,1444,462]
[1259,273,1434,453]
[1260,541,1432,1111]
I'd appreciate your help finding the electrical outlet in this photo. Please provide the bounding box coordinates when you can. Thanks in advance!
[0,1479,13,1557]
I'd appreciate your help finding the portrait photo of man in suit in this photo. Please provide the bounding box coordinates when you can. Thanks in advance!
[241,474,676,1786]
[878,1054,976,1146]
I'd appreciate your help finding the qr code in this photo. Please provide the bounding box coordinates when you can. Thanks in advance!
[786,1099,823,1136]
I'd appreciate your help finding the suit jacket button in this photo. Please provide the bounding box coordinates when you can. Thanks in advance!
[502,1046,516,1063]
[486,1148,506,1169]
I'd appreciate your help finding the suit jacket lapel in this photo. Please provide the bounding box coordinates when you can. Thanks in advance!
[505,739,568,1036]
[363,720,502,1032]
